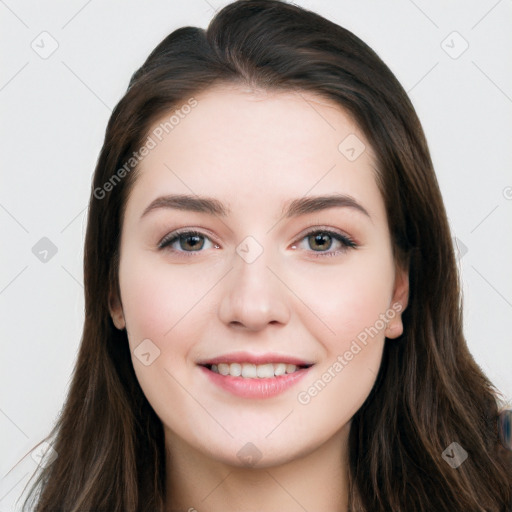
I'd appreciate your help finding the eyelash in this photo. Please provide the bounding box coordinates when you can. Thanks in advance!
[158,227,357,259]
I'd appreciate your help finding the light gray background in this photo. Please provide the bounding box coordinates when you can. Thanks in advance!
[1,0,511,509]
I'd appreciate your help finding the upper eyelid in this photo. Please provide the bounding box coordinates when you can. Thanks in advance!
[296,226,355,241]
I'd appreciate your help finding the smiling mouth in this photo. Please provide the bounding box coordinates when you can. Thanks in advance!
[202,362,313,379]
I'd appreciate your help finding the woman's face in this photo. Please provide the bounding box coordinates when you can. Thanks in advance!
[109,85,408,468]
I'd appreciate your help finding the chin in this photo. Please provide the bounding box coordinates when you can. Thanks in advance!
[201,436,316,470]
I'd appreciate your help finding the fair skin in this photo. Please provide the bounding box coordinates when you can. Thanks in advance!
[109,85,408,512]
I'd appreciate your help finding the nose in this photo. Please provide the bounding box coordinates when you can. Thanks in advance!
[217,243,291,331]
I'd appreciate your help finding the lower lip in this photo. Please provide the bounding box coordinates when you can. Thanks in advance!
[199,365,312,399]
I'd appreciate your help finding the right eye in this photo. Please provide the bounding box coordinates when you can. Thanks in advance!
[158,230,218,255]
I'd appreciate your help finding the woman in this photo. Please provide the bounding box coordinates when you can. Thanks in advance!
[21,0,512,510]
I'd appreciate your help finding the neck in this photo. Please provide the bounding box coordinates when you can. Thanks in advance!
[165,424,350,512]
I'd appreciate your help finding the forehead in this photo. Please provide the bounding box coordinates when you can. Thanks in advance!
[123,85,383,223]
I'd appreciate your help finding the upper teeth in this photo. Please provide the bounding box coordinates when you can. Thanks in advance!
[211,362,300,378]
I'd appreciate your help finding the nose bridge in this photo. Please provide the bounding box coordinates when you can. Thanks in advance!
[217,235,290,330]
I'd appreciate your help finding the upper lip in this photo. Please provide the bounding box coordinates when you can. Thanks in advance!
[197,351,314,367]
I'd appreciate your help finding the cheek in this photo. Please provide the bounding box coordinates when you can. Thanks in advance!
[118,254,226,390]
[290,253,394,432]
[118,257,214,429]
[292,251,395,344]
[119,254,213,346]
[294,336,384,445]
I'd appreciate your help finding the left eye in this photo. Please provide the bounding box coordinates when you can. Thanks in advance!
[292,229,357,257]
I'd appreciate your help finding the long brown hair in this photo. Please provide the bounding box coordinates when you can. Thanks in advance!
[19,1,511,510]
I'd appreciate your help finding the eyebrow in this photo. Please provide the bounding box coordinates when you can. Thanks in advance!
[140,193,371,221]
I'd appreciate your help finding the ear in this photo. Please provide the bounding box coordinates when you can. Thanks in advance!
[385,264,409,339]
[108,289,126,330]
